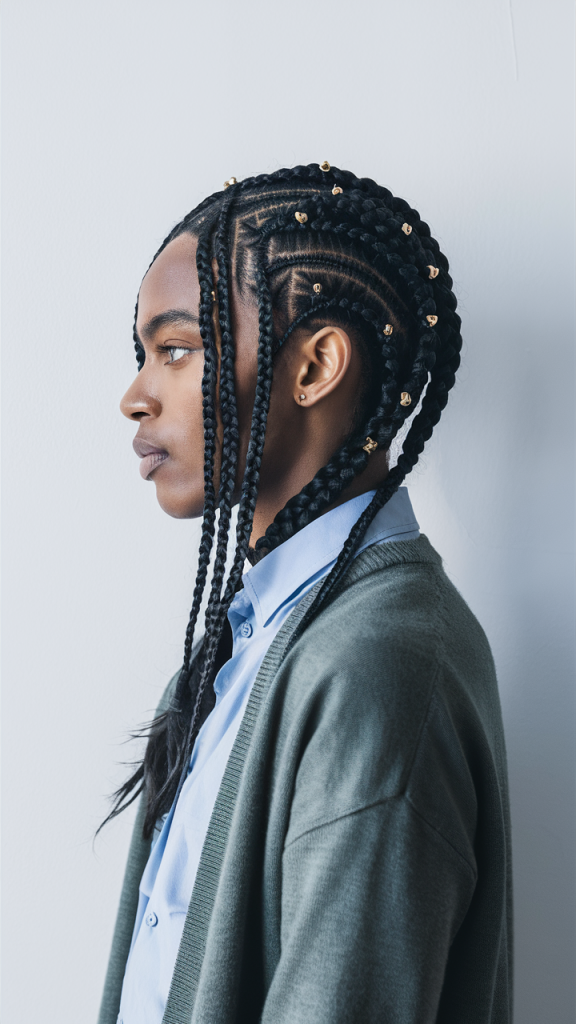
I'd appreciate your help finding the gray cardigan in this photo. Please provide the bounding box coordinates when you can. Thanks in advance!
[99,536,512,1024]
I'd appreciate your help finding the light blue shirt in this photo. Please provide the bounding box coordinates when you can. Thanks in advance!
[118,487,419,1024]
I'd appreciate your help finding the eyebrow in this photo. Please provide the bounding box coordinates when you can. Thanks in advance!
[137,308,201,344]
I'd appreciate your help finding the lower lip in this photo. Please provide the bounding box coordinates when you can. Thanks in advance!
[139,452,169,479]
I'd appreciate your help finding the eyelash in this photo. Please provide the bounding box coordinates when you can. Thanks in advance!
[159,345,193,364]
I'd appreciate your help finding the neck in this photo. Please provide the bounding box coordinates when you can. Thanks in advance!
[249,449,389,549]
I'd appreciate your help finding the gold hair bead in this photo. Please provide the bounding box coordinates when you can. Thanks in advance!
[383,324,393,336]
[400,392,412,407]
[295,211,308,223]
[313,283,322,294]
[427,265,439,279]
[319,160,331,172]
[223,177,237,188]
[363,437,378,454]
[426,314,439,327]
[332,186,343,195]
[402,222,412,235]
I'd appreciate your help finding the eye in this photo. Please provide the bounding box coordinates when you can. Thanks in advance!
[165,346,192,364]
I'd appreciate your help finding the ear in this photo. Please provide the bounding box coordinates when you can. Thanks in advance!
[293,325,352,407]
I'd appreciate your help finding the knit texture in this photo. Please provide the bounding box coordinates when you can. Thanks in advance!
[98,536,512,1024]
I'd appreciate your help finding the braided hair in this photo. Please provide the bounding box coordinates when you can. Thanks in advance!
[106,163,462,839]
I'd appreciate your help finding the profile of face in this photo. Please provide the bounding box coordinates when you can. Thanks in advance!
[121,233,257,518]
[121,232,385,533]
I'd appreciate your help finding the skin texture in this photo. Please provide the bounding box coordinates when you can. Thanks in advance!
[120,233,389,545]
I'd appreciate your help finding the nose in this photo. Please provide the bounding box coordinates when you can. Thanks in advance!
[120,373,162,421]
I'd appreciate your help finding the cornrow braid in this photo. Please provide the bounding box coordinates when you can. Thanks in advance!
[249,188,445,555]
[107,163,462,839]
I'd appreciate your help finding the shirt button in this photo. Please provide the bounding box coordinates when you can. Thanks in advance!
[240,621,253,638]
[145,911,158,927]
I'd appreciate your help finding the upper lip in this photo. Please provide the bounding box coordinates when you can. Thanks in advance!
[132,437,169,459]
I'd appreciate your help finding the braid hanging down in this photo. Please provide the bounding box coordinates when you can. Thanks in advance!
[105,162,463,839]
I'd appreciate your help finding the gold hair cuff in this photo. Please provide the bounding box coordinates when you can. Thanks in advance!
[313,283,322,294]
[363,437,378,454]
[400,392,412,407]
[426,314,438,327]
[402,222,412,235]
[332,186,343,195]
[223,177,237,188]
[295,211,308,223]
[427,265,439,279]
[383,324,393,336]
[319,160,331,171]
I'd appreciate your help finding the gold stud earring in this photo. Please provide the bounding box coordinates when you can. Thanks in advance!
[313,283,322,294]
[400,392,412,407]
[319,160,331,172]
[402,222,412,235]
[383,324,393,336]
[295,211,308,223]
[332,186,343,195]
[363,437,378,454]
[426,314,438,327]
[427,265,439,279]
[223,177,237,188]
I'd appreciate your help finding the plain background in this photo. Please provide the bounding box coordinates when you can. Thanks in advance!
[2,1,575,1021]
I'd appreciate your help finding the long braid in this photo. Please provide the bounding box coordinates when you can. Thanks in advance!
[169,234,277,803]
[285,466,406,654]
[106,164,463,839]
[195,190,240,628]
[179,231,220,675]
[166,193,243,800]
[134,229,222,829]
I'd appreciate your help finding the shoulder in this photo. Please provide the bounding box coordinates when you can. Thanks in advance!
[288,534,496,705]
[273,536,499,844]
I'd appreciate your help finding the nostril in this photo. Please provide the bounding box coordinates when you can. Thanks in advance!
[120,387,160,422]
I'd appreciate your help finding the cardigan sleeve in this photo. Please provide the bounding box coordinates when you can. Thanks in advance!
[260,795,477,1024]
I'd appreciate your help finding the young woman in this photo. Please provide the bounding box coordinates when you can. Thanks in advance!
[98,163,512,1024]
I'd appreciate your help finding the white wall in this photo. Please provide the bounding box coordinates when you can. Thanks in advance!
[2,1,574,1020]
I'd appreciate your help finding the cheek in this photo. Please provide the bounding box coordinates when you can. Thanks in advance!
[154,369,207,518]
[170,389,205,456]
[165,363,205,446]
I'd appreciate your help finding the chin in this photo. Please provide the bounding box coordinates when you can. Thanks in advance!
[155,482,205,520]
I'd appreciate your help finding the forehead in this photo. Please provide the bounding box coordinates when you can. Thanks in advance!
[137,233,199,320]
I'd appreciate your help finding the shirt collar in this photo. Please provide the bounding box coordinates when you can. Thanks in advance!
[241,487,418,629]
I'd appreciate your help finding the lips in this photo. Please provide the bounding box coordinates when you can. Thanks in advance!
[133,437,169,480]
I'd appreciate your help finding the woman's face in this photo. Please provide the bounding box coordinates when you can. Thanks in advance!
[120,233,258,518]
[121,231,372,532]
